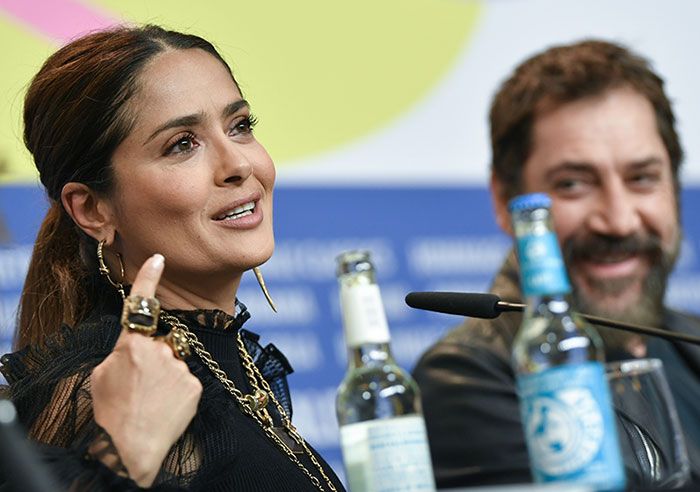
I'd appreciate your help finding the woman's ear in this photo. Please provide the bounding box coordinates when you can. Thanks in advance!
[61,183,116,243]
[490,174,514,237]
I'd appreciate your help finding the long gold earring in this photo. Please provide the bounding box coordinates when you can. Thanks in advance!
[97,239,126,299]
[253,266,277,312]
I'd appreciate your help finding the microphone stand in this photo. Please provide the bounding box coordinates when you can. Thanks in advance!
[492,299,700,346]
[405,291,700,347]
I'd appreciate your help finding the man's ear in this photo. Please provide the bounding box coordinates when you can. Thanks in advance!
[61,182,116,243]
[490,174,514,236]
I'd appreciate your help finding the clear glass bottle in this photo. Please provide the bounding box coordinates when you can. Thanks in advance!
[335,250,435,492]
[509,193,625,490]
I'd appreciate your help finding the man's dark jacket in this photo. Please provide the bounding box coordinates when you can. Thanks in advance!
[412,251,700,489]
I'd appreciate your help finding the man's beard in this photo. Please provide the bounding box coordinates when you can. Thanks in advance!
[562,230,680,353]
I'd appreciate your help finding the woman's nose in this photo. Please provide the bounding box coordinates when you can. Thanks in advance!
[216,140,253,185]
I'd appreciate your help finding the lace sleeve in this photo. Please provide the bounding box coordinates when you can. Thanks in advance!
[0,317,183,491]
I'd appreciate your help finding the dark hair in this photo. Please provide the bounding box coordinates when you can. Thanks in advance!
[489,39,683,200]
[18,25,238,348]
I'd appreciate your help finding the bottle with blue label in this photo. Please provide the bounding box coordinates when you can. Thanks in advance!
[509,193,625,491]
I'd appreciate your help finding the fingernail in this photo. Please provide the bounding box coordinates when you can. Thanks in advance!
[152,254,165,269]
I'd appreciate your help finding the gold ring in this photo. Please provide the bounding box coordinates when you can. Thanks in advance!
[121,295,161,335]
[164,328,191,360]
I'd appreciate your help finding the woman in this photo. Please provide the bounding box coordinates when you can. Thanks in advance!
[1,25,344,491]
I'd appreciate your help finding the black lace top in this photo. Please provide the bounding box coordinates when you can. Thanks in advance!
[0,298,344,491]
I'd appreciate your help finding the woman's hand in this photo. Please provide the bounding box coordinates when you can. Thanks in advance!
[89,254,203,487]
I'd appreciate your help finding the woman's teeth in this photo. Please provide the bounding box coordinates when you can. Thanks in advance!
[216,201,255,220]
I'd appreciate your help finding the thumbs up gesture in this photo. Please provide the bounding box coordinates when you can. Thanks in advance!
[89,254,202,487]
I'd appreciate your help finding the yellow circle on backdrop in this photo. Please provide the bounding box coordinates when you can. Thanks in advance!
[0,0,481,183]
[0,17,54,184]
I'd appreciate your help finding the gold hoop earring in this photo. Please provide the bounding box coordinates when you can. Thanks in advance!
[97,239,126,299]
[253,266,277,312]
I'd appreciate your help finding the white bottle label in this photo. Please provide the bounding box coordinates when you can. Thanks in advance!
[339,415,435,492]
[340,283,390,346]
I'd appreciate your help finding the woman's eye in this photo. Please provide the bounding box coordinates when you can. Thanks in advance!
[166,133,198,155]
[230,115,258,136]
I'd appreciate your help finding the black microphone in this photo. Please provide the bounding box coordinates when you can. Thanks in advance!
[404,292,523,319]
[405,291,700,346]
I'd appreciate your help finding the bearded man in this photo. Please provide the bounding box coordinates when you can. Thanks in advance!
[412,39,700,488]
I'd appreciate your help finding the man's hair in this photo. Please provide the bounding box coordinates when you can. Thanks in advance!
[489,39,683,200]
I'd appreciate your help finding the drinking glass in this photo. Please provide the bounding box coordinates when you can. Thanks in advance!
[606,358,690,489]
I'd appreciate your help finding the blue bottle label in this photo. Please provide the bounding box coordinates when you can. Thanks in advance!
[517,362,625,489]
[516,231,571,296]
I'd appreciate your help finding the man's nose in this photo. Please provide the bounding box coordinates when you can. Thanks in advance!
[587,185,642,237]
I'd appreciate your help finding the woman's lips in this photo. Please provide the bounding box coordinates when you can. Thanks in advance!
[214,201,263,229]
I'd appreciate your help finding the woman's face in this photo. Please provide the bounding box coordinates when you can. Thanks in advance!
[107,48,275,289]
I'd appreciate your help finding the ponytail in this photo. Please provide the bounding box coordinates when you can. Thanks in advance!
[16,202,90,349]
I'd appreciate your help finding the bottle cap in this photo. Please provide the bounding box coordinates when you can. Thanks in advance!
[508,193,551,212]
[336,250,372,277]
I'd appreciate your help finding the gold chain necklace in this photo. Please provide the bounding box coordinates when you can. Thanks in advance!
[160,313,337,492]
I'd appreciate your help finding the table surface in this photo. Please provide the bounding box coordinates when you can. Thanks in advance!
[440,484,591,492]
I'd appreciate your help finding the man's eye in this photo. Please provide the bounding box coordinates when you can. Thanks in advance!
[551,177,593,196]
[630,173,660,185]
[554,179,581,190]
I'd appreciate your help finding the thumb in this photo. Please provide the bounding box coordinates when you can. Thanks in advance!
[118,254,165,338]
[130,254,165,298]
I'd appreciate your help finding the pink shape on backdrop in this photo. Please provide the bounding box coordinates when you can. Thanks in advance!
[0,0,118,43]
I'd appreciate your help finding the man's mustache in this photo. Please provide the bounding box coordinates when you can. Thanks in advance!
[562,232,663,264]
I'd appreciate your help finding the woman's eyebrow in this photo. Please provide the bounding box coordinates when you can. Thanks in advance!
[143,113,203,146]
[142,100,250,146]
[222,99,249,119]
